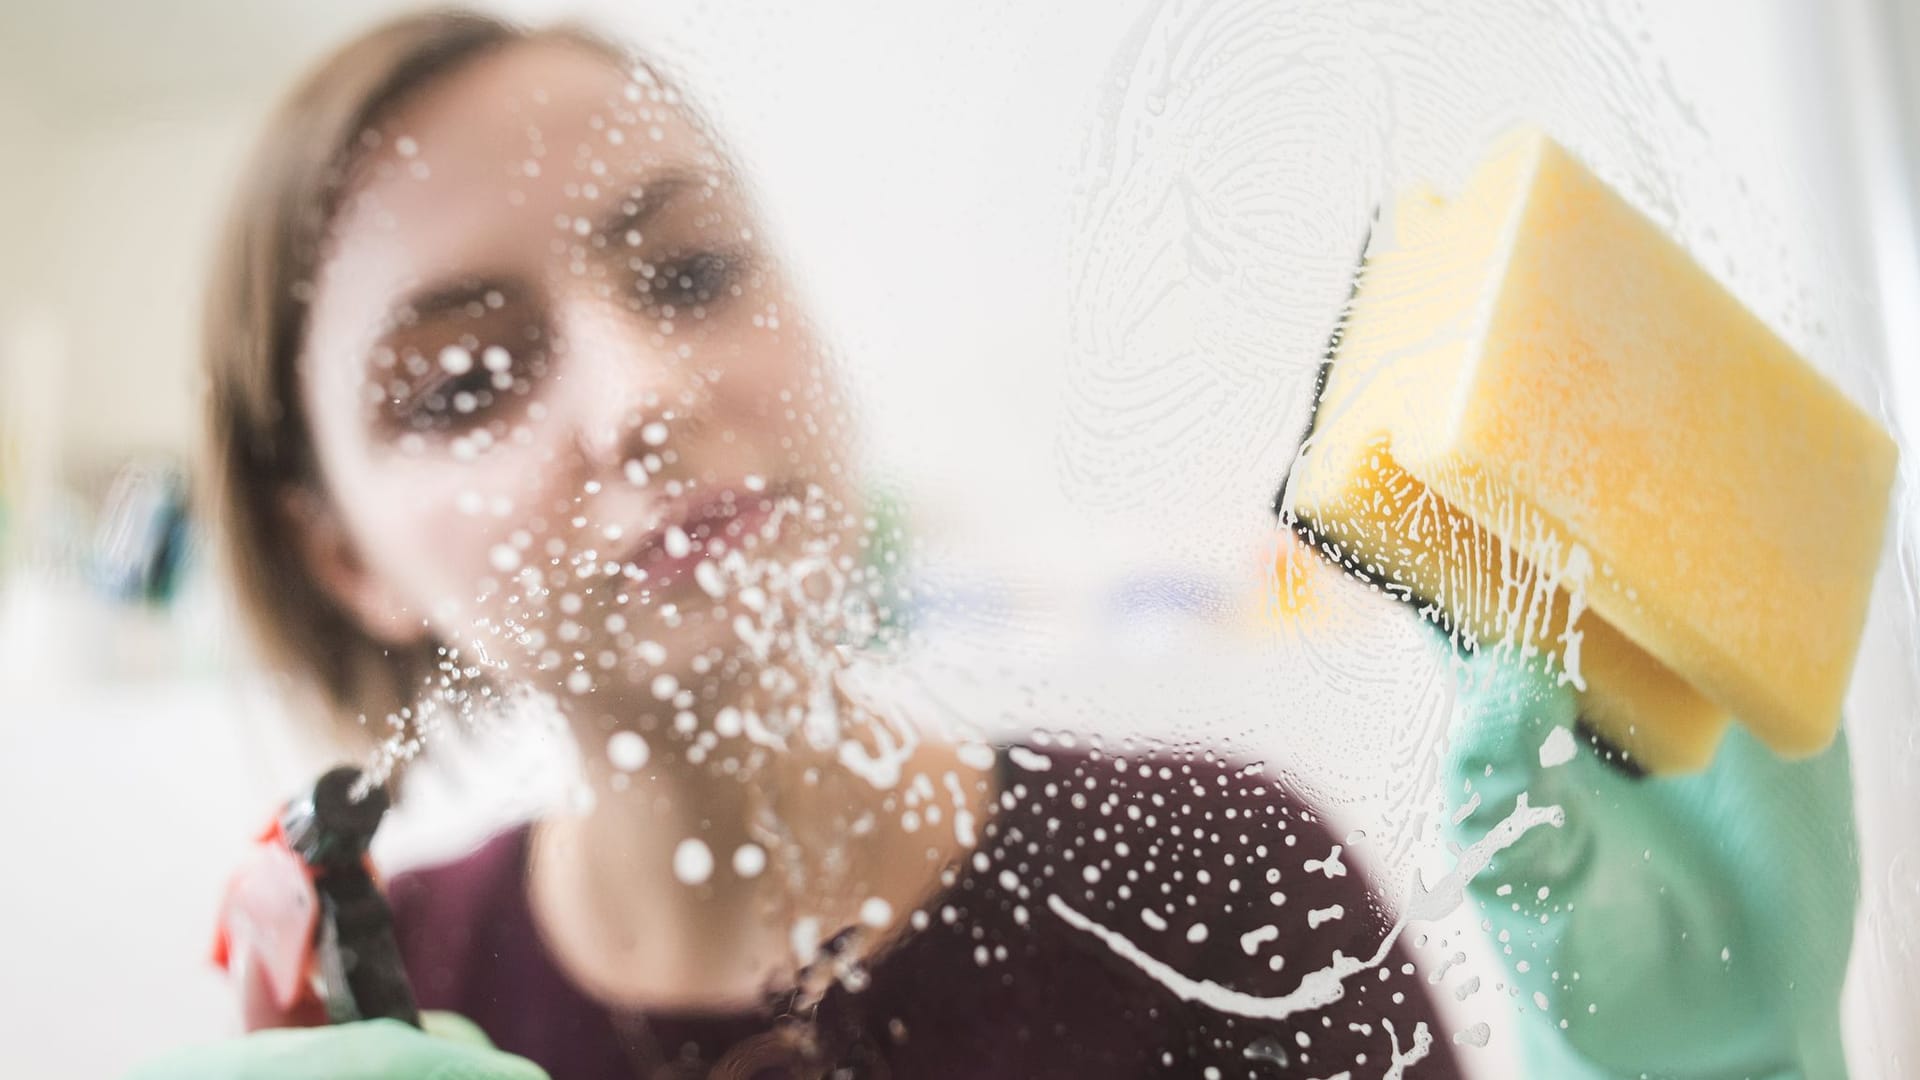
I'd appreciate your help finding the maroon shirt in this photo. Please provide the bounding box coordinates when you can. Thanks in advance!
[389,747,1461,1078]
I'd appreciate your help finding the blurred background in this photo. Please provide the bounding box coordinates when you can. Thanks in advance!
[3,0,1919,1075]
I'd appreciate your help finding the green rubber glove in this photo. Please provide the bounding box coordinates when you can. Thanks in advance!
[1440,642,1856,1079]
[125,1013,548,1080]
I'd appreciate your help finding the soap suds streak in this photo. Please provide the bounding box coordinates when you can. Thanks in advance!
[1048,892,1396,1022]
[1241,923,1280,956]
[1307,904,1345,928]
[1048,797,1561,1021]
[1381,1019,1434,1079]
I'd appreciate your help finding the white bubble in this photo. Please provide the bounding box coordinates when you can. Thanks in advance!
[732,842,766,878]
[641,421,669,446]
[489,543,522,573]
[790,916,821,964]
[1539,725,1578,768]
[694,560,726,598]
[859,897,894,928]
[638,640,667,665]
[664,527,691,559]
[439,345,473,375]
[395,135,419,157]
[672,838,713,885]
[714,706,743,737]
[1186,923,1209,944]
[607,730,649,771]
[566,669,593,694]
[650,673,679,700]
[482,345,511,372]
[623,459,649,486]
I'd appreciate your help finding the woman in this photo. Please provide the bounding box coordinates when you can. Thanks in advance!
[141,10,1466,1079]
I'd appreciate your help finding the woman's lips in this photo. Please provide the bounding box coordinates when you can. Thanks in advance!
[614,484,791,589]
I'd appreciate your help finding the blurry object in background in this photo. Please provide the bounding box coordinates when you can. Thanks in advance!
[0,312,67,584]
[91,459,194,607]
[0,412,11,569]
[0,453,212,687]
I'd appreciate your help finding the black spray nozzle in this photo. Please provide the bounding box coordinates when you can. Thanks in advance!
[281,764,420,1028]
[282,766,391,870]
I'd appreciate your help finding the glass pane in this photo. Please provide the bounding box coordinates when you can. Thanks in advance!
[2,2,1915,1077]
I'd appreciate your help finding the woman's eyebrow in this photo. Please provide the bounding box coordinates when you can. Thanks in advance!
[596,168,700,241]
[390,276,523,328]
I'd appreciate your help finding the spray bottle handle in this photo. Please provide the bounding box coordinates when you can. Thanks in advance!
[212,766,420,1030]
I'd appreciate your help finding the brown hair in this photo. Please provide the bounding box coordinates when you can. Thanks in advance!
[201,11,629,744]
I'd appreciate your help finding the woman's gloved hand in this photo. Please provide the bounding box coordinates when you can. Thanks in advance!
[125,1013,548,1080]
[1438,639,1856,1079]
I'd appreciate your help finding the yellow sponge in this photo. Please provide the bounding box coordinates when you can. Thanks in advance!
[1282,129,1897,773]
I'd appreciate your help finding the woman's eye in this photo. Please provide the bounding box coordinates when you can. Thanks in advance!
[406,371,492,423]
[636,250,742,311]
[384,341,528,432]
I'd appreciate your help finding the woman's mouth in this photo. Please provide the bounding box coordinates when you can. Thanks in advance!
[613,482,795,590]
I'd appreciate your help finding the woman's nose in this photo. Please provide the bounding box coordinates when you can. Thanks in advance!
[550,296,704,471]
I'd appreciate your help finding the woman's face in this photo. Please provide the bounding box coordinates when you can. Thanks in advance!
[299,40,858,734]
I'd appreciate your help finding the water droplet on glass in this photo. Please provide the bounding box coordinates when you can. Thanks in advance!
[732,842,766,879]
[489,543,522,573]
[673,837,713,885]
[607,730,649,771]
[859,897,894,928]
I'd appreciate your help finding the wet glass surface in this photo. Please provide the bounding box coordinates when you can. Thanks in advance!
[2,2,1918,1077]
